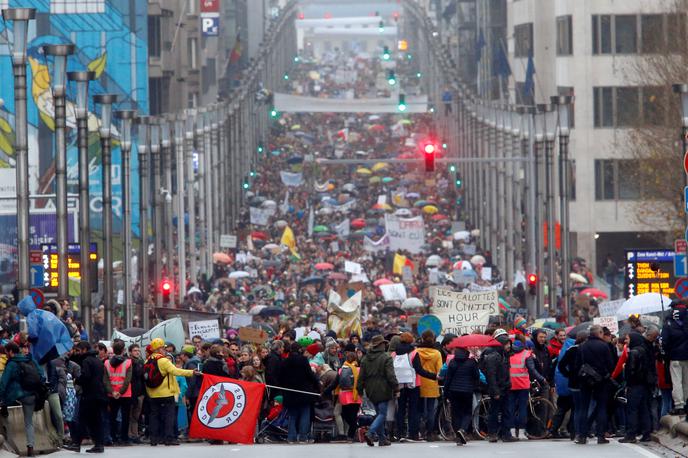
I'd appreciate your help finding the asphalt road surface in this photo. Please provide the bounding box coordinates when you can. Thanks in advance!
[50,439,667,458]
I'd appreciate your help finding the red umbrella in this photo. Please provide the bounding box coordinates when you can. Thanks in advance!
[431,214,448,221]
[374,278,393,286]
[580,288,608,299]
[368,124,385,132]
[328,272,347,280]
[251,231,268,241]
[351,218,366,229]
[315,262,335,271]
[447,334,502,349]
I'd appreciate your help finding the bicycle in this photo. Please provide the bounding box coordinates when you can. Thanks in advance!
[437,392,456,441]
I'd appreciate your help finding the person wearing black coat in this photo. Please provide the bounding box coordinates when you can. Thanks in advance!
[444,348,479,445]
[127,344,145,443]
[575,325,615,445]
[64,341,107,453]
[278,342,320,443]
[264,340,284,400]
[661,301,688,414]
[203,345,230,376]
[620,333,654,443]
[531,329,554,385]
[480,330,513,442]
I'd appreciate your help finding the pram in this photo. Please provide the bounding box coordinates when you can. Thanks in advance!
[311,399,337,442]
[356,397,377,443]
[256,409,289,443]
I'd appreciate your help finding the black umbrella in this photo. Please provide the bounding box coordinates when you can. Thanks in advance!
[381,305,403,314]
[300,276,325,286]
[259,306,285,318]
[287,156,304,164]
[119,327,146,337]
[567,321,593,338]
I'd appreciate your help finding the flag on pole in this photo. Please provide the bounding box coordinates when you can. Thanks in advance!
[475,29,486,63]
[393,253,415,275]
[189,374,264,444]
[280,226,300,259]
[523,49,536,102]
[229,34,242,65]
[494,39,512,77]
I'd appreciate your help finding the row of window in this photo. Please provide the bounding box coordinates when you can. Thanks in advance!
[516,13,686,57]
[594,159,643,201]
[593,86,667,128]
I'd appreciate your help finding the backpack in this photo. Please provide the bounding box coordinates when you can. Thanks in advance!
[143,357,166,388]
[393,351,416,386]
[18,360,48,411]
[339,365,355,390]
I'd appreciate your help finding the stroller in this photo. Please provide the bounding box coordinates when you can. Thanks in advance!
[256,409,289,443]
[356,397,377,443]
[311,399,337,442]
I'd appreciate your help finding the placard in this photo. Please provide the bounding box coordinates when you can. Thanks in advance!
[188,319,221,340]
[345,261,362,275]
[593,316,619,336]
[112,317,185,352]
[229,313,253,328]
[238,327,268,344]
[220,234,237,249]
[249,207,275,226]
[380,283,407,301]
[430,289,499,335]
[385,215,425,254]
[598,299,624,318]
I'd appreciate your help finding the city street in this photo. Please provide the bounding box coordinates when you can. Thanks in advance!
[49,441,666,458]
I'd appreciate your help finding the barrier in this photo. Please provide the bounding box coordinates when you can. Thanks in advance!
[655,414,687,455]
[0,402,59,456]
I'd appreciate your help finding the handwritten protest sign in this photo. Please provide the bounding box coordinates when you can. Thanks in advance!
[598,299,624,318]
[188,319,221,340]
[430,288,499,335]
[593,316,619,336]
[385,215,425,254]
[238,327,268,344]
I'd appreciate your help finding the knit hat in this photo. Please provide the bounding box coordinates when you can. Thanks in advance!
[181,345,195,356]
[343,343,357,353]
[493,328,509,344]
[512,339,524,351]
[325,337,337,349]
[306,343,320,356]
[514,315,527,329]
[297,336,314,347]
[274,395,283,404]
[150,338,165,351]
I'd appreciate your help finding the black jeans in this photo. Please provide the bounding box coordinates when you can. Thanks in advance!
[551,394,574,435]
[109,397,132,442]
[580,382,610,438]
[448,391,473,433]
[149,396,177,444]
[626,385,651,438]
[74,398,105,447]
[341,404,359,439]
[487,394,510,437]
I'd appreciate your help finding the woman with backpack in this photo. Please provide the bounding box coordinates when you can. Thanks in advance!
[324,343,361,442]
[0,342,45,456]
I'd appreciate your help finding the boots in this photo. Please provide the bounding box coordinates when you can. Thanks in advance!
[27,446,34,457]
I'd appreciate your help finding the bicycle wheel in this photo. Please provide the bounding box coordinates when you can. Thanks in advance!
[525,397,556,439]
[471,398,490,440]
[438,399,456,441]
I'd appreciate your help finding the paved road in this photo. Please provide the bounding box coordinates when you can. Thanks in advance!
[50,439,664,458]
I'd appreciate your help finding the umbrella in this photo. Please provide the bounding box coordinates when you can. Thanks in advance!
[287,156,304,164]
[381,305,403,314]
[314,262,335,270]
[300,276,325,286]
[351,218,366,229]
[262,243,280,251]
[447,334,502,349]
[356,168,372,175]
[290,124,302,130]
[342,183,356,192]
[426,255,443,267]
[369,176,381,184]
[374,278,393,286]
[249,305,267,316]
[118,327,146,337]
[229,271,250,279]
[381,176,394,184]
[454,230,470,241]
[406,192,421,199]
[317,207,333,215]
[580,288,608,299]
[414,200,430,207]
[213,252,232,264]
[371,162,388,172]
[470,255,486,266]
[431,214,448,221]
[399,119,413,125]
[368,124,385,132]
[372,203,392,211]
[187,286,202,296]
[402,297,424,309]
[275,220,288,228]
[259,306,285,317]
[313,225,329,233]
[422,205,439,214]
[569,272,588,284]
[616,293,672,319]
[355,150,368,156]
[251,231,268,241]
[452,260,473,271]
[395,208,412,217]
[262,200,277,209]
[567,321,593,338]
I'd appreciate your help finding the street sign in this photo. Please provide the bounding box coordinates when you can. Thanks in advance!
[675,278,688,298]
[41,243,98,292]
[684,151,688,174]
[30,265,44,288]
[684,186,688,213]
[30,250,42,264]
[29,288,45,308]
[624,249,676,298]
[676,240,688,277]
[220,234,237,249]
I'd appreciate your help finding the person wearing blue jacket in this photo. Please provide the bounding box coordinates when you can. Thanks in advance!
[550,336,575,439]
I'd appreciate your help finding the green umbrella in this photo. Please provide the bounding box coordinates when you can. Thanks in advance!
[313,225,329,233]
[382,176,394,183]
[414,200,429,207]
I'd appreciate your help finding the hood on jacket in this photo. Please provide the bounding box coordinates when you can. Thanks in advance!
[109,355,126,368]
[628,332,644,349]
[416,346,440,359]
[453,348,470,360]
[365,347,387,360]
[18,295,36,316]
[531,329,547,350]
[394,342,414,355]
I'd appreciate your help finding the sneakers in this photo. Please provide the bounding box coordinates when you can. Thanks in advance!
[456,429,467,445]
[63,444,81,453]
[574,435,587,445]
[379,439,391,446]
[364,433,375,447]
[619,437,637,444]
[597,437,610,444]
[487,434,498,443]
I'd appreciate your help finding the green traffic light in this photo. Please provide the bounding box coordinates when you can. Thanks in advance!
[249,171,256,177]
[416,72,422,78]
[294,56,300,63]
[442,143,448,149]
[258,145,264,153]
[398,103,407,112]
[270,109,279,118]
[383,53,390,60]
[456,179,462,187]
[449,165,456,172]
[283,73,289,80]
[388,78,396,86]
[242,182,249,190]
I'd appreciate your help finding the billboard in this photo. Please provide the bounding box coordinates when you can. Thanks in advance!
[624,249,676,298]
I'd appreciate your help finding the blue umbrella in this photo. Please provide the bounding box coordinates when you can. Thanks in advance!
[18,295,73,363]
[287,156,304,164]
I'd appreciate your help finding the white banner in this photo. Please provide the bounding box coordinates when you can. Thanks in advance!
[334,218,350,238]
[430,289,499,335]
[112,317,185,352]
[468,281,505,292]
[385,214,425,254]
[280,171,304,186]
[363,234,390,253]
[598,299,624,318]
[188,319,221,340]
[380,283,407,301]
[323,199,357,213]
[593,316,619,336]
[327,290,362,338]
[345,261,362,275]
[249,206,275,226]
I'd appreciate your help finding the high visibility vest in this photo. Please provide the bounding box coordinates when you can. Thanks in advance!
[105,358,132,398]
[509,350,531,390]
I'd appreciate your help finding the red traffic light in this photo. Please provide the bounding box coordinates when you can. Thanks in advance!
[424,143,436,154]
[527,274,537,286]
[161,280,172,293]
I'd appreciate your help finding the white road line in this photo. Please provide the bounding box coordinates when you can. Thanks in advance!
[618,442,661,458]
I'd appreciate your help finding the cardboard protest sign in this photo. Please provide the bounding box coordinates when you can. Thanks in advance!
[238,327,268,344]
[430,288,499,335]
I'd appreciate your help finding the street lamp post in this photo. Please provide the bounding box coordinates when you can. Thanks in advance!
[161,121,174,283]
[3,7,36,300]
[67,71,95,334]
[44,43,75,301]
[93,93,118,337]
[534,105,546,315]
[185,112,198,286]
[115,109,136,328]
[174,115,187,303]
[543,103,558,313]
[136,116,150,328]
[149,120,163,308]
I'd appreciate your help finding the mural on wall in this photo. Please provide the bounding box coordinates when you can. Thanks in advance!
[0,0,148,290]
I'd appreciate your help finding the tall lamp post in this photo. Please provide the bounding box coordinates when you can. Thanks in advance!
[552,95,572,320]
[533,106,546,315]
[44,43,75,301]
[543,104,558,313]
[673,84,688,236]
[136,116,151,328]
[93,93,118,337]
[3,8,36,300]
[115,109,136,328]
[68,71,95,334]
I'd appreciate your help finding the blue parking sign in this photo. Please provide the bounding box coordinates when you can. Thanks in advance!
[30,265,44,288]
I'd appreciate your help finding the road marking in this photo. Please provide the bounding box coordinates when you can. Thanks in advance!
[618,442,661,458]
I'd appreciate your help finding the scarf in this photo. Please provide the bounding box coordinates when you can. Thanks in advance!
[343,360,360,402]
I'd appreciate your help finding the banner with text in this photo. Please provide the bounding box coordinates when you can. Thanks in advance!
[280,171,304,187]
[430,288,499,335]
[188,319,221,340]
[385,215,425,254]
[249,206,275,226]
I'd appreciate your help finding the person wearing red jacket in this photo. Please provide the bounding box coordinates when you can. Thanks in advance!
[548,329,567,357]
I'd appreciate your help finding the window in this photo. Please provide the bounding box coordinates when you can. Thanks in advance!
[188,38,198,70]
[593,87,613,127]
[615,15,638,53]
[148,15,162,58]
[594,86,667,128]
[51,0,104,14]
[616,87,639,127]
[592,15,612,54]
[514,23,533,58]
[667,14,687,53]
[641,15,664,53]
[556,16,573,55]
[642,86,665,125]
[595,160,641,200]
[557,86,575,128]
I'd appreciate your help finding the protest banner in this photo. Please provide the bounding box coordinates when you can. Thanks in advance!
[249,207,274,226]
[430,289,499,335]
[385,214,425,254]
[380,283,407,301]
[593,316,619,335]
[345,261,362,275]
[238,327,268,344]
[334,218,350,238]
[327,290,362,338]
[228,313,253,328]
[598,299,624,318]
[188,319,221,340]
[280,171,304,186]
[363,234,390,253]
[112,317,185,351]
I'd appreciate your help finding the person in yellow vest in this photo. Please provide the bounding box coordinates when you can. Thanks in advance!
[508,335,547,440]
[145,338,198,446]
[103,340,133,445]
[416,330,442,441]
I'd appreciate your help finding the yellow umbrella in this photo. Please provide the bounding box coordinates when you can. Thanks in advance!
[369,176,381,184]
[371,162,388,172]
[356,167,372,175]
[326,183,335,191]
[422,204,439,214]
[290,124,301,130]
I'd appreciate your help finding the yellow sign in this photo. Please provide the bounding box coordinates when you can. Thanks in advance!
[398,39,408,51]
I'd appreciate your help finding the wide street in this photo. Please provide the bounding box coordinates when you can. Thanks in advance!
[48,441,667,458]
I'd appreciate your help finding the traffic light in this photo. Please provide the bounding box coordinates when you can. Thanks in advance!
[397,94,407,112]
[387,70,396,86]
[378,20,385,32]
[423,142,436,172]
[257,143,264,154]
[283,73,289,80]
[269,106,279,118]
[416,71,422,78]
[242,178,250,190]
[455,177,462,188]
[382,46,391,60]
[527,273,538,295]
[249,170,256,178]
[442,142,448,150]
[449,164,456,173]
[161,279,172,304]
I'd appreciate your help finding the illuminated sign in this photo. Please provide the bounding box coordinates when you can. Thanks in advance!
[41,243,98,292]
[624,249,676,298]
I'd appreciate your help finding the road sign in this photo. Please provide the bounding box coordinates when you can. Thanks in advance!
[30,265,44,288]
[676,240,688,277]
[685,186,688,213]
[625,249,676,298]
[30,250,42,264]
[684,151,688,174]
[676,278,688,298]
[220,234,237,249]
[29,288,45,308]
